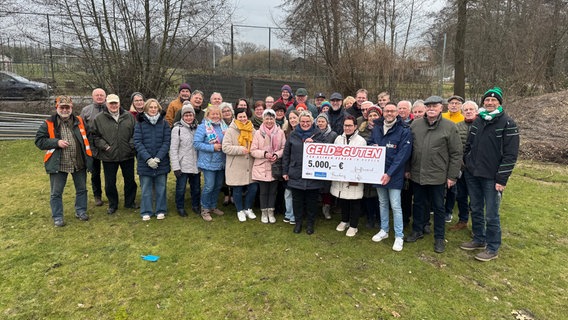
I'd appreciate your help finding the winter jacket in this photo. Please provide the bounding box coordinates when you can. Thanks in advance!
[35,114,93,174]
[409,114,462,185]
[250,125,286,182]
[222,121,255,186]
[345,105,363,119]
[170,120,199,174]
[464,111,519,186]
[92,108,136,162]
[134,112,171,177]
[368,116,413,190]
[313,128,338,144]
[330,132,367,199]
[326,107,346,135]
[282,128,324,190]
[456,120,473,148]
[165,97,185,127]
[193,120,226,171]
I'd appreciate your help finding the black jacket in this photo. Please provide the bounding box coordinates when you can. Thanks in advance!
[464,111,520,186]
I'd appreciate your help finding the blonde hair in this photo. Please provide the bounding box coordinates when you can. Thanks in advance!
[205,104,221,118]
[143,98,162,112]
[298,110,314,122]
[343,96,356,106]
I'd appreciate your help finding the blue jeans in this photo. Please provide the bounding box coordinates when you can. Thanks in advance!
[175,172,201,210]
[284,188,295,222]
[412,182,446,240]
[139,174,167,216]
[465,171,502,253]
[456,174,470,222]
[201,169,224,209]
[232,183,258,212]
[50,170,87,219]
[377,188,404,238]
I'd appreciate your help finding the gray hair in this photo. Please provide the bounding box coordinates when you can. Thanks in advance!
[462,100,479,111]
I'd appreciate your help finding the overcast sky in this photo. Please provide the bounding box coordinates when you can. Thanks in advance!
[231,0,287,49]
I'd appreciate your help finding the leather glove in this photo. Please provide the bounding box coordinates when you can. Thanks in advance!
[146,158,158,169]
[174,170,182,178]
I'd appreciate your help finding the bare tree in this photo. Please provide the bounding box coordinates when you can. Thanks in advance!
[21,0,233,102]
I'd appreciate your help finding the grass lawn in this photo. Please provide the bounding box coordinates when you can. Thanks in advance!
[1,140,567,319]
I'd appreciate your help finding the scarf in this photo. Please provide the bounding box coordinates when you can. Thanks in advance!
[205,119,228,143]
[181,118,198,130]
[145,113,160,125]
[478,106,503,121]
[235,120,254,150]
[251,115,264,129]
[320,124,332,136]
[110,110,120,122]
[275,117,285,127]
[260,123,281,152]
[296,124,315,141]
[383,119,396,134]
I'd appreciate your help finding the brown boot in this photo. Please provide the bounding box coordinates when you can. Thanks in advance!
[449,221,467,231]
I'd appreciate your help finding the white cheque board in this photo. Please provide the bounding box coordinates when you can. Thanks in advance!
[301,143,386,184]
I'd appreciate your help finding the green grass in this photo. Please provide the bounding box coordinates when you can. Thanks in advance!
[1,140,567,319]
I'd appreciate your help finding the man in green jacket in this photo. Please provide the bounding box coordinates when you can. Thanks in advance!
[92,94,138,214]
[35,96,93,227]
[405,95,463,253]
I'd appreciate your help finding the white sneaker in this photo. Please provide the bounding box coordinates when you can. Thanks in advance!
[392,237,404,251]
[267,209,276,224]
[336,221,349,232]
[237,210,247,222]
[346,227,358,237]
[156,213,165,220]
[245,208,256,220]
[142,215,151,221]
[372,229,389,242]
[261,210,269,224]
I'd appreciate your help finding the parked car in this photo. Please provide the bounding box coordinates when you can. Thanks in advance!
[0,71,52,100]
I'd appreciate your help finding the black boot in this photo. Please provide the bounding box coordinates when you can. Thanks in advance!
[306,224,314,235]
[293,221,302,234]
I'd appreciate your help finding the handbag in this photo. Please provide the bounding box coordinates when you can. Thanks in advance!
[271,158,283,180]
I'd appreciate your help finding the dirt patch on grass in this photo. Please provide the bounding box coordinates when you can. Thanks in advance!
[508,90,568,164]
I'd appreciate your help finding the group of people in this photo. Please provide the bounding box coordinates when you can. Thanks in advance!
[35,83,519,261]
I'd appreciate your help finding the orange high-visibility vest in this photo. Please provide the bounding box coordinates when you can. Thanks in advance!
[44,116,92,162]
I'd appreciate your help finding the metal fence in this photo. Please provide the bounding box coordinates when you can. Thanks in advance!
[0,111,48,140]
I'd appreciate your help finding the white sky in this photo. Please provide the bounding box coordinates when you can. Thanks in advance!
[231,0,287,50]
[230,0,446,52]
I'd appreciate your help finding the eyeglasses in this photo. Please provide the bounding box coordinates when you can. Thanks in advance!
[425,104,440,108]
[58,106,71,110]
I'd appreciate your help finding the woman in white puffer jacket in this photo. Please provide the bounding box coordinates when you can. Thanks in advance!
[330,116,366,237]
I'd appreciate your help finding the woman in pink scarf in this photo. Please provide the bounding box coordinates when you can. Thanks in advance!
[251,109,286,223]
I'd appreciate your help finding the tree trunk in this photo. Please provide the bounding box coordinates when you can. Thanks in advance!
[453,0,467,97]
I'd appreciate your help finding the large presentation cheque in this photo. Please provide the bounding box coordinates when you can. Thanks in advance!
[302,143,386,184]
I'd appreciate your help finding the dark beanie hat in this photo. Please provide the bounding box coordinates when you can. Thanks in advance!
[131,92,144,103]
[482,87,503,105]
[281,84,293,96]
[179,83,192,93]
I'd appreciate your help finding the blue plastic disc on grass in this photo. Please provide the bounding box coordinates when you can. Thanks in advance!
[141,255,159,262]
